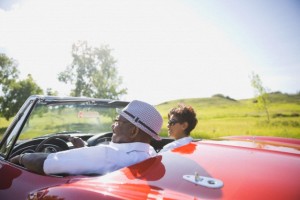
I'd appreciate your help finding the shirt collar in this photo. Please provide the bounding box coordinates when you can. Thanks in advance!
[176,136,193,143]
[109,142,151,153]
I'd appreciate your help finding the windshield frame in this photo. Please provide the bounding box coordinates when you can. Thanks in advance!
[0,95,129,159]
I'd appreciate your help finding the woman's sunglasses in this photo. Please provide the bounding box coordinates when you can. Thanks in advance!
[168,119,179,126]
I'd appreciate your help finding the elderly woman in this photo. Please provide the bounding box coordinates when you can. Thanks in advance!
[160,104,198,153]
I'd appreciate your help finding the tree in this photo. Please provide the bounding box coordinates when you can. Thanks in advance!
[0,54,44,120]
[0,53,19,92]
[46,88,58,96]
[0,54,19,120]
[58,41,127,99]
[0,74,43,120]
[250,72,270,122]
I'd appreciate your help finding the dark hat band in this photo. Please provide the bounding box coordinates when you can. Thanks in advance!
[124,110,158,135]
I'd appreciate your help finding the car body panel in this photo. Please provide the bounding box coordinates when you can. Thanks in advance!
[0,162,70,199]
[12,138,300,200]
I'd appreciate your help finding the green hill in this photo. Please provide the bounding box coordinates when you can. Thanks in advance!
[1,93,299,139]
[156,92,300,139]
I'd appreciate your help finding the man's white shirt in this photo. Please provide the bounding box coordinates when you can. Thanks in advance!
[44,142,154,175]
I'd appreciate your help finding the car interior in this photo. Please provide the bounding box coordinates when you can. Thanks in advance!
[9,132,176,160]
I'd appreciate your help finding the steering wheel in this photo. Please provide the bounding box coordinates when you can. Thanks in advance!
[91,137,111,145]
[87,132,113,146]
[35,135,70,152]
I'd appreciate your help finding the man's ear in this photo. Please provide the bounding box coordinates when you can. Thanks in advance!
[130,126,139,138]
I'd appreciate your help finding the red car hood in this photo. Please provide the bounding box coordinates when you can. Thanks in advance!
[29,136,300,200]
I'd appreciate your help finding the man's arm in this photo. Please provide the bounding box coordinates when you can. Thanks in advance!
[10,153,49,174]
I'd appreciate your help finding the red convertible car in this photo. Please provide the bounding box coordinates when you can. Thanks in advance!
[0,95,300,199]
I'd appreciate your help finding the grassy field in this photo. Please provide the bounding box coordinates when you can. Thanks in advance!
[1,92,300,139]
[0,118,12,136]
[156,92,300,139]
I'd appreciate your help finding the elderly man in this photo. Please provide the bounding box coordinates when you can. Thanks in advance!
[10,100,163,175]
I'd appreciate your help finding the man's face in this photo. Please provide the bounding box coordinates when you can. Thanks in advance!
[111,115,134,143]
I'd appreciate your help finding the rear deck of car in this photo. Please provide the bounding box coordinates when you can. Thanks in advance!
[31,137,300,199]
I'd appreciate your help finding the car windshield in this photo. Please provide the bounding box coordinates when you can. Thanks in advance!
[19,100,124,140]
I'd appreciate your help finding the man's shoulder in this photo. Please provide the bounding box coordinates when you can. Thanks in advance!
[109,142,151,151]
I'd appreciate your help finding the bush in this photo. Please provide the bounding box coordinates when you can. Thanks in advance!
[272,113,300,118]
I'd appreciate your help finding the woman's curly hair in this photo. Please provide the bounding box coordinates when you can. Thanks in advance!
[168,104,198,135]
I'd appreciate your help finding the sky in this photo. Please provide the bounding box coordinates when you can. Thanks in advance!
[0,0,299,105]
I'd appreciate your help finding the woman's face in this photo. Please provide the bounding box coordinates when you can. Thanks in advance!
[167,114,187,140]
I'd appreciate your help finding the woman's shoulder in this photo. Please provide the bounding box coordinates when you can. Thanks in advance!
[160,136,193,153]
